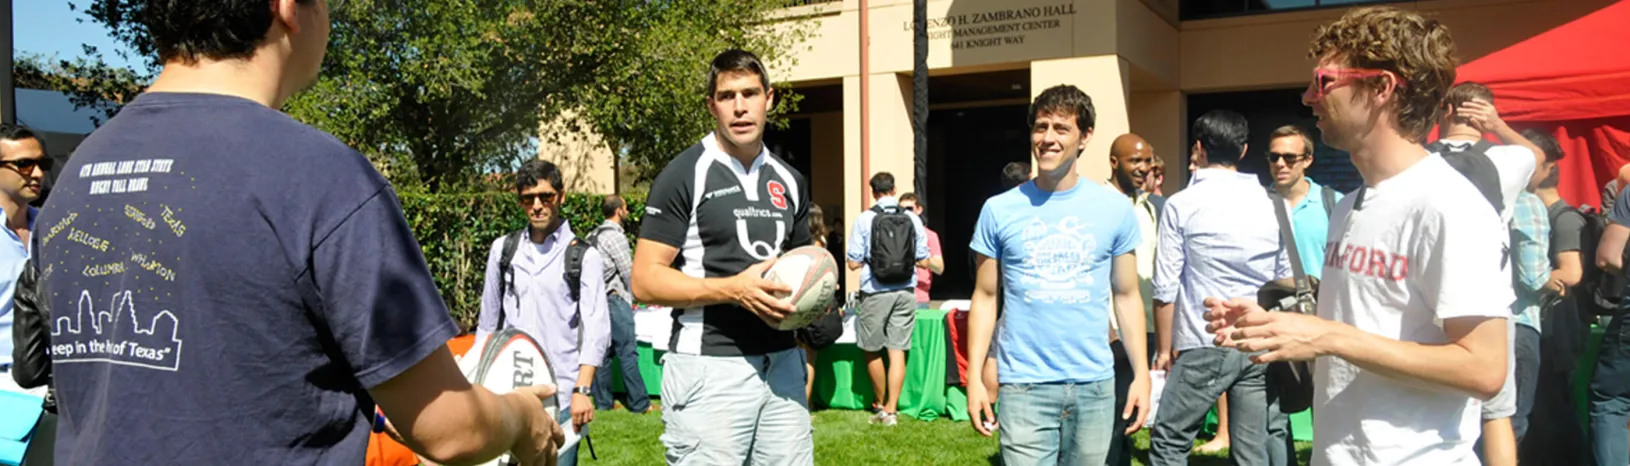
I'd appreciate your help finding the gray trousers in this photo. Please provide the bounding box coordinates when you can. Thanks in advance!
[658,348,813,465]
[1149,347,1290,466]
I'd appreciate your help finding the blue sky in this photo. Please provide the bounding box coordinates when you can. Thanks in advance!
[14,1,143,69]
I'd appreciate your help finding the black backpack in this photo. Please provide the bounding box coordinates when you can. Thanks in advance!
[1539,204,1599,367]
[1575,206,1627,316]
[495,229,593,332]
[867,204,917,284]
[1426,140,1505,215]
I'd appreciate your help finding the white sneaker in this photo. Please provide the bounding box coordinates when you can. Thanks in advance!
[868,410,898,426]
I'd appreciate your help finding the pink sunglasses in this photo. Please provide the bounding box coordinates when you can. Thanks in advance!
[1305,68,1403,100]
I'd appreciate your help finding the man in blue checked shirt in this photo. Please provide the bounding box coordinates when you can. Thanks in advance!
[1507,189,1550,442]
[588,194,652,415]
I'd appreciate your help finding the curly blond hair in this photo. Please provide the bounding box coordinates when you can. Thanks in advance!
[1309,7,1457,142]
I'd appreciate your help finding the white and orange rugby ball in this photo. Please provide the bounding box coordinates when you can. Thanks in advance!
[457,328,561,466]
[765,245,840,330]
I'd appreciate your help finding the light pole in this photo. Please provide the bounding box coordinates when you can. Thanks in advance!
[1,0,15,125]
[911,0,926,201]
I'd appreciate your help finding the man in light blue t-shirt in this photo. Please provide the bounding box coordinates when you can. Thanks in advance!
[965,84,1151,465]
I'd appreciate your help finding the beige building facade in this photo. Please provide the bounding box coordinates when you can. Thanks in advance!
[552,0,1614,298]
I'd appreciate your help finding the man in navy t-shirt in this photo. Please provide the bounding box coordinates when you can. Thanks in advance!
[37,1,565,464]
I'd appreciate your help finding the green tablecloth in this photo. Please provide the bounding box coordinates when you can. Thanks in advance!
[899,308,951,421]
[812,308,956,416]
[813,343,874,409]
[607,342,665,397]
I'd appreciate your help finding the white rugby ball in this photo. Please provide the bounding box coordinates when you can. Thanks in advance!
[766,245,839,330]
[461,328,560,465]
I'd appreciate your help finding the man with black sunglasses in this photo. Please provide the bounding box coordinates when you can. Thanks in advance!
[0,124,47,398]
[476,159,611,466]
[1267,125,1342,281]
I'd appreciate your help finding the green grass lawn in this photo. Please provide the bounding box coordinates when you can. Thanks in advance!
[579,405,1311,465]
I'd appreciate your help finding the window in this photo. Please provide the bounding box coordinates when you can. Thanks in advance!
[1180,0,1403,21]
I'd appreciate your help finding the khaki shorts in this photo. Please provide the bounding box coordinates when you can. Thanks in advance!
[857,290,917,352]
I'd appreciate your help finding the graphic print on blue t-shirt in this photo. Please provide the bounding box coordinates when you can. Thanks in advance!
[42,160,188,371]
[1013,215,1103,302]
[970,181,1140,384]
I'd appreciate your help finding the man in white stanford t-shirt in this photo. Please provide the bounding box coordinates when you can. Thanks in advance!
[1205,7,1511,466]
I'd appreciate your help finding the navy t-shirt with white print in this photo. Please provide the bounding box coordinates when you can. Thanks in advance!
[37,93,458,464]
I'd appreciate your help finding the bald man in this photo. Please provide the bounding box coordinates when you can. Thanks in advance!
[1110,134,1155,196]
[1106,133,1165,466]
[1107,134,1165,325]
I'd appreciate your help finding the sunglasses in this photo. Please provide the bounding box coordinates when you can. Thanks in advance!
[0,157,52,173]
[1265,152,1308,164]
[1306,68,1403,101]
[519,192,559,206]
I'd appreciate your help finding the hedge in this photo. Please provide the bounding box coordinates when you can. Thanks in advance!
[399,191,645,330]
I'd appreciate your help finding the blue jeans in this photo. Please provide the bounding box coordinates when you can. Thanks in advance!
[592,294,650,412]
[1149,347,1283,466]
[1108,334,1158,466]
[997,379,1116,465]
[1591,311,1630,466]
[1513,323,1541,442]
[555,411,580,466]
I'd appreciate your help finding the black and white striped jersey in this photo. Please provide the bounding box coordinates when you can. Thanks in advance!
[639,134,813,356]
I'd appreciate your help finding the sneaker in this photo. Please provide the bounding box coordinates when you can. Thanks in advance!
[868,410,898,426]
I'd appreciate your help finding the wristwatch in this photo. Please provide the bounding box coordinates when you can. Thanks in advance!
[573,386,593,396]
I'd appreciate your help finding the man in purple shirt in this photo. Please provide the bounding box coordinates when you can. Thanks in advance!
[478,159,612,466]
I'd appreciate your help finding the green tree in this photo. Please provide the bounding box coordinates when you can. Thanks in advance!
[74,0,817,190]
[12,52,150,125]
[553,1,815,182]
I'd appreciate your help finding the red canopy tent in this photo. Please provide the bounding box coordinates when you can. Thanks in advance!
[1455,0,1630,210]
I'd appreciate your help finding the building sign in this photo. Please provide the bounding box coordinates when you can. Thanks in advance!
[905,4,1077,50]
